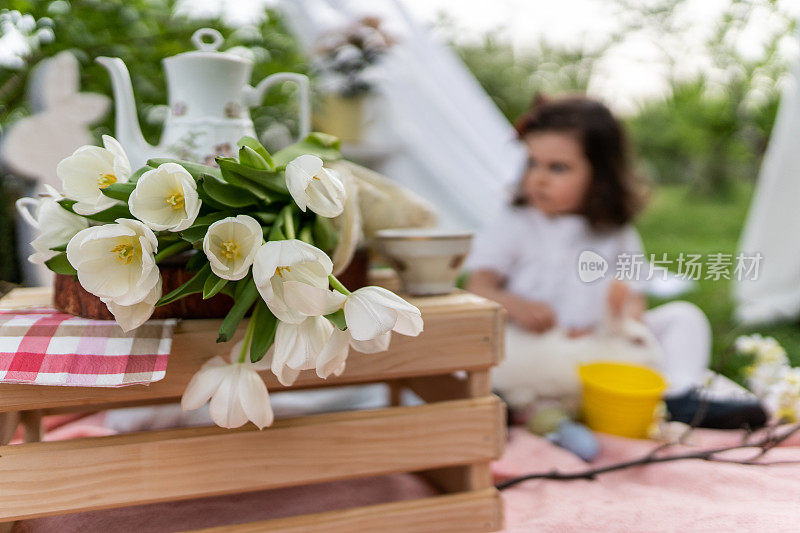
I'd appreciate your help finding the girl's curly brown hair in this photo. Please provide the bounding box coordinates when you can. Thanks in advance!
[512,94,647,230]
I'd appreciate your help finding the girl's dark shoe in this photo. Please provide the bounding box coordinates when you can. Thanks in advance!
[665,388,768,429]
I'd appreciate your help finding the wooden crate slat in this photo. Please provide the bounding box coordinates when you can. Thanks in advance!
[0,289,502,413]
[0,396,504,521]
[0,286,507,532]
[0,287,51,309]
[191,488,502,533]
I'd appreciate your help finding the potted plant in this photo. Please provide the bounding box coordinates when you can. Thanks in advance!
[312,17,394,143]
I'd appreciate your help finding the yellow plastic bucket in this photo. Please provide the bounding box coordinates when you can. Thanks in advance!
[578,362,667,439]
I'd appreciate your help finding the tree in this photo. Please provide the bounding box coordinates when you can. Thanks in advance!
[447,0,795,195]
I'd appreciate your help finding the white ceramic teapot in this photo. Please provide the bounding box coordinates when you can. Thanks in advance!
[97,28,310,168]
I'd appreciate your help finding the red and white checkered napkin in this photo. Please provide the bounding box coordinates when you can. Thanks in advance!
[0,308,176,387]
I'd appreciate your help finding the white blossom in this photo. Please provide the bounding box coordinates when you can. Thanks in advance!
[65,218,160,307]
[58,135,132,215]
[252,239,339,323]
[21,186,88,265]
[202,215,262,280]
[181,340,273,429]
[128,162,200,232]
[285,154,345,217]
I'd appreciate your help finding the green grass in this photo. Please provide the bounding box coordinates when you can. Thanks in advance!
[636,183,800,382]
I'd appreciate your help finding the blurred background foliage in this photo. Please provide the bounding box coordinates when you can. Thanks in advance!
[0,0,310,284]
[0,0,310,144]
[448,0,794,196]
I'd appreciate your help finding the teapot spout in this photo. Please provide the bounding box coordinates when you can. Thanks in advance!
[96,56,154,167]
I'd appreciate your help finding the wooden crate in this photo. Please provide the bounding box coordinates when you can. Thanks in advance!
[0,286,506,532]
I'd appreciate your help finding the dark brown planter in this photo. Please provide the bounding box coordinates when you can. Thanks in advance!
[54,265,234,320]
[336,248,369,291]
[53,248,372,320]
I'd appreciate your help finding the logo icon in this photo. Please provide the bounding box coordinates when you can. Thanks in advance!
[578,250,608,283]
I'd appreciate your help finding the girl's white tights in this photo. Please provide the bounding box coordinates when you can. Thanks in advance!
[643,301,712,396]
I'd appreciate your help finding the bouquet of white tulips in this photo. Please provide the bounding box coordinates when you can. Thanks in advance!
[30,132,423,429]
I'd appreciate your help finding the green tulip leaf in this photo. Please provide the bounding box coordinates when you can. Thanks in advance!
[272,132,342,168]
[236,136,274,170]
[239,145,270,171]
[156,263,212,306]
[194,211,238,225]
[185,251,208,272]
[129,165,155,185]
[57,199,133,223]
[179,224,210,244]
[218,167,275,203]
[313,216,340,251]
[203,272,228,299]
[217,278,259,343]
[44,252,77,276]
[216,157,289,195]
[324,308,348,331]
[196,181,232,211]
[100,182,136,202]
[199,173,260,208]
[252,211,278,224]
[146,158,222,181]
[298,225,314,245]
[234,274,254,299]
[249,299,278,363]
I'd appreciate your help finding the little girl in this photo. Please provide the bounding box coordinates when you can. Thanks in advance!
[466,96,764,427]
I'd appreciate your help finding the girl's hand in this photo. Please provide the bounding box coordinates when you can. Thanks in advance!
[506,297,557,333]
[607,280,645,320]
[567,327,594,338]
[466,269,556,332]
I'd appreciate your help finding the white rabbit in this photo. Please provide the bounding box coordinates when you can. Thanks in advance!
[494,316,664,411]
[1,51,109,191]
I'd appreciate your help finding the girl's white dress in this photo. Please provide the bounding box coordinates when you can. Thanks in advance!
[466,206,711,408]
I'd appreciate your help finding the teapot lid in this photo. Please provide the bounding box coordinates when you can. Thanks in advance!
[165,28,249,64]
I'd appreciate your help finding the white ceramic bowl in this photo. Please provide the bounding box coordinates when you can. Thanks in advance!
[375,228,474,295]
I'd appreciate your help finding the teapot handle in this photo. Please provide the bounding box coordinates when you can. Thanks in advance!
[244,73,310,142]
[15,197,40,229]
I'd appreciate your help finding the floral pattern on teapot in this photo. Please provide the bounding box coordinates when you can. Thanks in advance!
[224,101,241,118]
[97,27,309,168]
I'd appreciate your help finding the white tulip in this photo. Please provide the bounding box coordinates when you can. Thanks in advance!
[279,279,346,320]
[266,345,301,387]
[66,219,160,306]
[102,277,162,332]
[282,282,422,342]
[316,328,350,378]
[316,328,392,379]
[58,135,132,215]
[270,316,392,381]
[22,186,89,265]
[344,286,423,341]
[202,215,262,280]
[128,162,201,232]
[273,316,332,373]
[181,341,273,429]
[253,239,341,324]
[285,154,345,217]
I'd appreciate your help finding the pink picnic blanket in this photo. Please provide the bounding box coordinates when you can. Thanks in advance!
[496,427,800,532]
[13,421,800,531]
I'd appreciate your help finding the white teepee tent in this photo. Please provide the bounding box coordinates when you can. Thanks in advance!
[734,46,800,325]
[277,0,527,230]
